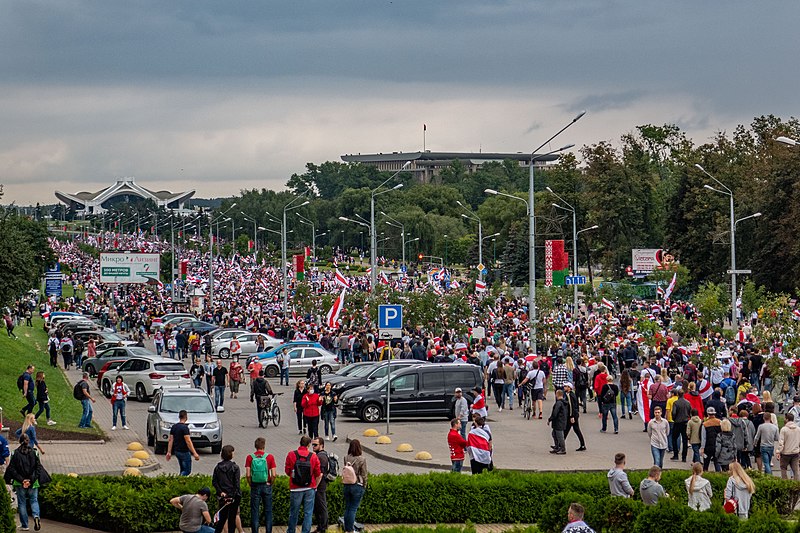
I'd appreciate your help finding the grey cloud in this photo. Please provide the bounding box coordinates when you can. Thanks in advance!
[563,91,647,114]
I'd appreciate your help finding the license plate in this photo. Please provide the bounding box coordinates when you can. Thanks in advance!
[166,376,179,380]
[190,432,201,438]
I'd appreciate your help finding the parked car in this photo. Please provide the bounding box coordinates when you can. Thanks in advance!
[212,332,281,358]
[108,355,191,401]
[324,360,429,395]
[82,346,157,377]
[172,320,217,334]
[246,342,340,378]
[96,359,129,396]
[159,316,195,330]
[340,363,481,422]
[151,313,196,331]
[147,388,223,455]
[72,330,134,346]
[44,312,83,330]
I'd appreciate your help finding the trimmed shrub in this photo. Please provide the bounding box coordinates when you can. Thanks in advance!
[633,498,693,533]
[680,504,740,533]
[537,492,593,533]
[0,484,15,533]
[740,507,792,533]
[590,496,644,533]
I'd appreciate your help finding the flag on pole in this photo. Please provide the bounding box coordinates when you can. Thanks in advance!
[379,271,390,285]
[601,297,615,310]
[335,269,350,288]
[475,279,487,292]
[588,323,602,337]
[663,272,677,300]
[327,288,346,328]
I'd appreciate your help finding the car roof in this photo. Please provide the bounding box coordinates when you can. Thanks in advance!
[157,388,209,396]
[130,355,182,362]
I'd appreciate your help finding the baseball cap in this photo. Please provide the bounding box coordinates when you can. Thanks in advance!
[706,407,716,415]
[455,387,462,393]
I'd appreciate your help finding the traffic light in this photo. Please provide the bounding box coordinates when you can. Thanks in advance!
[418,253,423,261]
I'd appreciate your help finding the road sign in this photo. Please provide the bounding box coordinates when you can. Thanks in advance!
[400,264,407,274]
[565,275,587,285]
[481,268,488,276]
[45,263,62,297]
[727,269,752,274]
[477,263,485,272]
[378,304,403,329]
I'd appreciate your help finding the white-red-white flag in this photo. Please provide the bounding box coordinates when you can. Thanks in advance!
[326,288,347,328]
[601,297,615,310]
[335,269,350,288]
[379,271,390,285]
[475,279,487,292]
[663,272,677,300]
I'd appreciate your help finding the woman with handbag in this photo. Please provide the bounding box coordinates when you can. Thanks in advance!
[724,462,755,519]
[4,434,42,531]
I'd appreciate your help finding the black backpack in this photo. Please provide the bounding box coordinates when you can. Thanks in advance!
[291,451,313,487]
[575,368,588,389]
[602,385,616,405]
[73,382,85,401]
[17,373,26,392]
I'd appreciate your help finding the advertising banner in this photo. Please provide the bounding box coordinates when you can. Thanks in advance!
[632,249,663,274]
[100,252,160,284]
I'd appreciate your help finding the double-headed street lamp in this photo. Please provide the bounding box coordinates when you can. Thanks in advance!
[297,214,325,264]
[547,187,582,314]
[526,110,586,355]
[241,212,259,254]
[695,163,761,329]
[381,211,407,266]
[282,198,310,315]
[457,201,483,280]
[370,162,410,291]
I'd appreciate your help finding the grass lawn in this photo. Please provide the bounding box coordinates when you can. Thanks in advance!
[0,317,103,439]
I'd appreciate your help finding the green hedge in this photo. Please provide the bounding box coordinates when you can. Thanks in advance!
[0,483,14,533]
[38,470,800,533]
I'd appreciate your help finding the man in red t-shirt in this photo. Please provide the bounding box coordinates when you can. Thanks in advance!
[248,360,263,397]
[246,437,277,533]
[284,436,322,533]
[447,418,468,473]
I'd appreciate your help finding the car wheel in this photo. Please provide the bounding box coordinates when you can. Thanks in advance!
[320,365,332,375]
[146,427,154,446]
[86,364,96,377]
[136,383,148,402]
[360,403,382,423]
[211,443,222,455]
[265,365,278,378]
[219,348,230,359]
[102,379,112,398]
[272,404,281,427]
[154,439,167,455]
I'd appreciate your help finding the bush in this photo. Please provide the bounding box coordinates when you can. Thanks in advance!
[741,508,792,533]
[680,504,740,533]
[0,484,15,533]
[537,492,593,533]
[590,496,644,533]
[38,470,799,533]
[633,498,691,533]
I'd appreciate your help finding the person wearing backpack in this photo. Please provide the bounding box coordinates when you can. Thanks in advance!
[18,365,36,417]
[312,437,332,533]
[284,435,322,533]
[342,439,368,533]
[246,437,277,533]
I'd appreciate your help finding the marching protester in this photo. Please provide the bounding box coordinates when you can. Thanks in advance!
[284,436,322,533]
[342,439,368,533]
[5,435,42,532]
[246,437,277,533]
[212,445,241,533]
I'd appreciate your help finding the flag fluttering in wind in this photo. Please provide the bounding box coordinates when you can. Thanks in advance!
[327,288,347,328]
[475,279,487,292]
[663,272,677,301]
[601,297,615,310]
[335,269,350,288]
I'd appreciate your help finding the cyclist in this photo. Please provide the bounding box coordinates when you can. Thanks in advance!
[250,370,274,428]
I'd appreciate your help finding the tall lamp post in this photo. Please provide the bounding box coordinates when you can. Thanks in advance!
[370,162,410,291]
[525,110,586,355]
[443,234,448,266]
[282,198,310,315]
[339,218,371,273]
[381,211,406,266]
[241,212,258,254]
[208,203,237,309]
[547,187,580,314]
[457,201,483,280]
[695,164,761,329]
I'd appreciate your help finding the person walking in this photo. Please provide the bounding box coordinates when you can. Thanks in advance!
[647,406,669,468]
[453,388,470,440]
[447,418,468,473]
[607,452,634,498]
[312,437,330,533]
[191,357,206,389]
[212,445,241,533]
[715,418,737,472]
[170,487,214,533]
[294,380,307,435]
[302,383,322,439]
[776,411,800,480]
[246,437,277,533]
[166,409,200,476]
[19,365,36,417]
[229,357,244,400]
[687,409,703,464]
[33,371,56,426]
[212,359,229,409]
[685,462,713,511]
[599,374,619,434]
[342,439,368,533]
[724,462,755,519]
[467,416,493,474]
[203,355,215,395]
[15,414,44,456]
[320,383,338,441]
[5,434,41,531]
[754,412,779,474]
[284,436,322,533]
[700,407,722,472]
[670,390,692,462]
[563,382,586,452]
[76,372,96,428]
[547,389,568,455]
[110,375,130,430]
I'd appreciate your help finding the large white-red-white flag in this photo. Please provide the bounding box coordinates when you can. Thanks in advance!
[326,288,347,328]
[335,269,350,288]
[475,279,487,292]
[663,272,677,301]
[601,297,615,310]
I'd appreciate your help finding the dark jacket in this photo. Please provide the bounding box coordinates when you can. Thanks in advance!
[671,397,692,423]
[548,398,568,431]
[212,459,241,499]
[564,390,580,420]
[4,445,39,486]
[716,431,737,466]
[599,383,619,406]
[251,377,273,400]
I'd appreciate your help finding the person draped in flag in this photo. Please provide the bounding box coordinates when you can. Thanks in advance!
[467,416,493,474]
[470,386,487,418]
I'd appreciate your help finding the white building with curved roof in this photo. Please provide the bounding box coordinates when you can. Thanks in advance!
[55,177,195,215]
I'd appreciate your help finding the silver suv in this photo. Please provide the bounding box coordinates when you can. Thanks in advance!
[146,388,223,455]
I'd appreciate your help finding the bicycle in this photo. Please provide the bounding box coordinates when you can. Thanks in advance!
[523,384,533,420]
[259,392,283,427]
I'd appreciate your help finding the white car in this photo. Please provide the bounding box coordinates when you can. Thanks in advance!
[108,355,192,401]
[212,332,281,359]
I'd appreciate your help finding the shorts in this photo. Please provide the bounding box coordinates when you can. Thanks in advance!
[531,388,544,401]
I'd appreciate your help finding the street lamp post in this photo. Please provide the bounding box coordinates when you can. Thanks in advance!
[208,203,237,309]
[443,234,448,266]
[241,212,258,255]
[381,211,406,266]
[457,202,483,279]
[547,187,579,315]
[370,163,410,291]
[525,110,586,356]
[282,199,310,315]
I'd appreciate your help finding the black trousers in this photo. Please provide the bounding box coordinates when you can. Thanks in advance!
[315,482,328,531]
[305,415,319,438]
[671,421,688,460]
[564,419,586,447]
[214,496,240,533]
[492,384,504,407]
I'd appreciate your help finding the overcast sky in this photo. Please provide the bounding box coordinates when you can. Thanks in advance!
[2,1,798,204]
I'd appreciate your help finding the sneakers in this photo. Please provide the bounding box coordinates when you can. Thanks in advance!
[333,435,338,442]
[123,425,130,430]
[47,419,56,426]
[111,426,117,431]
[498,407,502,412]
[34,517,41,531]
[576,446,587,452]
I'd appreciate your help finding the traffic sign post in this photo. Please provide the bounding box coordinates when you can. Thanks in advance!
[727,269,752,275]
[378,304,403,435]
[565,275,587,285]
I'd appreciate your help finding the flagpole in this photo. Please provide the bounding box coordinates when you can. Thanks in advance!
[423,124,426,152]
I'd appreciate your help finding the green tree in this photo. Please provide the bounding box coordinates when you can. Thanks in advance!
[693,282,728,330]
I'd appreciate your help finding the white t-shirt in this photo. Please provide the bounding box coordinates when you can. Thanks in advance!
[526,370,546,390]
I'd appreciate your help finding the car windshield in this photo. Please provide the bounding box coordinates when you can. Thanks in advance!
[154,363,186,372]
[347,365,378,378]
[103,333,125,342]
[336,364,368,376]
[367,376,389,390]
[160,395,214,413]
[129,347,156,356]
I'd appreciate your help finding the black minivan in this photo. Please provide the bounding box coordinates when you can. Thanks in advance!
[339,363,482,422]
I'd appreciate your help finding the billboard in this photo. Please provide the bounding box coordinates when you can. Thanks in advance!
[632,248,663,274]
[45,263,63,297]
[100,252,160,284]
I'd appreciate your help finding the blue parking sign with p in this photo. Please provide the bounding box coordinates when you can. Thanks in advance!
[378,304,403,329]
